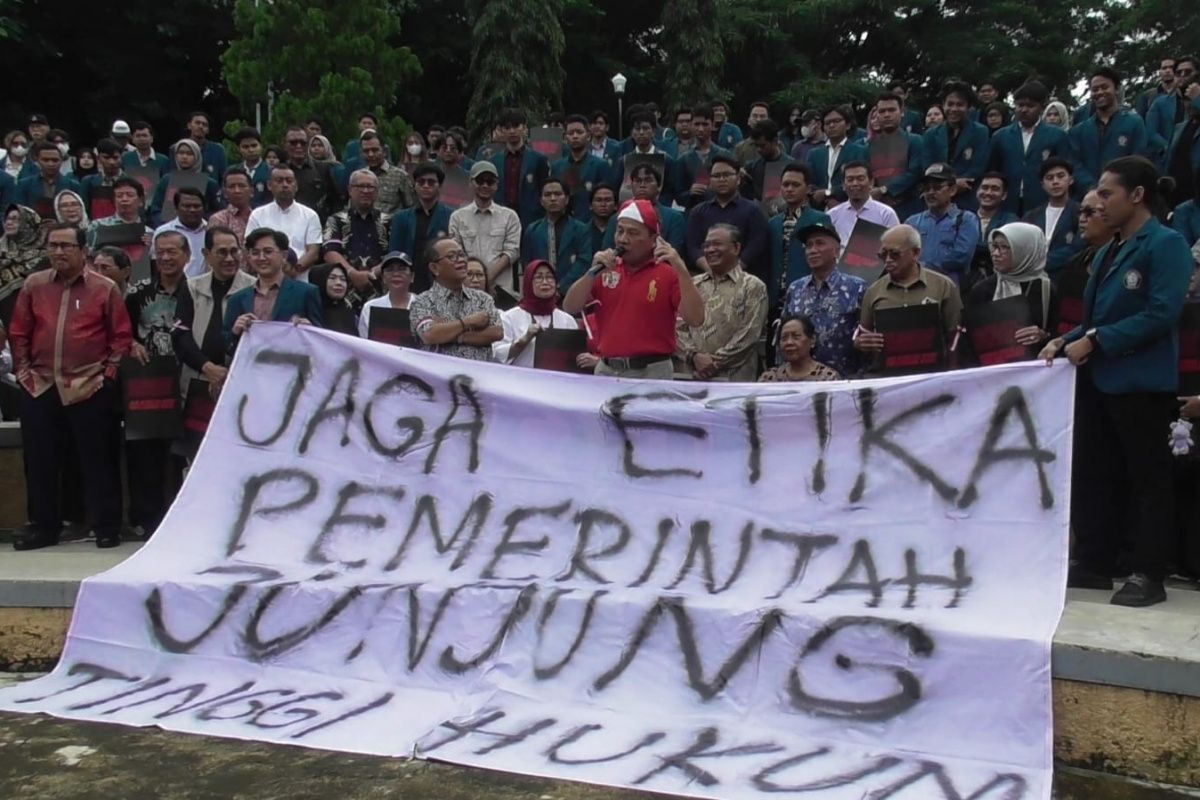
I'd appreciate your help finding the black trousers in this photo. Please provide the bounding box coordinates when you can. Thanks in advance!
[1071,373,1176,581]
[125,438,183,531]
[20,385,123,537]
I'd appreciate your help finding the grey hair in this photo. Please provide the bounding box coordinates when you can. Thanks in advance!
[886,224,922,250]
[153,229,190,253]
[707,222,742,246]
[349,168,378,186]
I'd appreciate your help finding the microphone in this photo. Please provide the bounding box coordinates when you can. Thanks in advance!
[613,245,626,259]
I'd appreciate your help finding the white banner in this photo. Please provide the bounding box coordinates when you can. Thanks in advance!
[0,324,1073,799]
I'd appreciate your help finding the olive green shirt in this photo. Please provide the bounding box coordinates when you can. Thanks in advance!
[860,265,963,340]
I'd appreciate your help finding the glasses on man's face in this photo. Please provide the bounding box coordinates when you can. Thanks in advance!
[710,171,737,180]
[438,251,467,262]
[249,248,279,259]
[1079,207,1099,218]
[286,139,307,147]
[350,183,377,191]
[877,248,905,261]
[47,242,80,251]
[416,178,439,187]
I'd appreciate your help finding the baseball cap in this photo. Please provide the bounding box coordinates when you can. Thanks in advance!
[616,198,660,235]
[795,220,841,244]
[922,163,957,183]
[111,120,131,135]
[469,161,498,180]
[381,250,414,270]
[28,113,48,126]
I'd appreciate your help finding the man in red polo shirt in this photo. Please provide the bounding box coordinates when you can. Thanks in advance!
[564,198,704,378]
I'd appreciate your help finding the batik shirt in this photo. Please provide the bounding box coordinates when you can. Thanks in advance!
[782,269,867,376]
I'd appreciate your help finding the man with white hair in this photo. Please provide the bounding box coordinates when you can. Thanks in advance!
[854,223,963,368]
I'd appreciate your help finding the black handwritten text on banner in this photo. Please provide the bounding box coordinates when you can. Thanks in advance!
[0,324,1073,800]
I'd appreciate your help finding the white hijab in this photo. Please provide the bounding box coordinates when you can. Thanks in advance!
[991,222,1050,324]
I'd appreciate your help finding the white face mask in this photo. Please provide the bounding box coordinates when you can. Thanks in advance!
[10,146,26,158]
[56,142,70,157]
[800,125,816,140]
[406,143,423,156]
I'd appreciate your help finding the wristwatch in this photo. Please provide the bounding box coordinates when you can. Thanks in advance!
[1085,328,1100,349]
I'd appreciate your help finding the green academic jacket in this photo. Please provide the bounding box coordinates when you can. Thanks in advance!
[806,140,869,202]
[490,147,550,226]
[520,216,593,294]
[987,122,1069,214]
[551,154,612,221]
[922,122,991,210]
[1063,218,1191,394]
[1023,201,1085,281]
[1067,110,1150,193]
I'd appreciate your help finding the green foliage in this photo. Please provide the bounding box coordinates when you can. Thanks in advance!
[658,0,725,113]
[221,0,420,151]
[465,0,566,142]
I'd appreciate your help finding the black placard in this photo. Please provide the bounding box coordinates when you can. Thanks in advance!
[533,328,588,373]
[873,303,946,375]
[182,378,215,456]
[1055,263,1089,336]
[966,295,1035,366]
[93,223,151,283]
[838,218,888,284]
[121,356,183,441]
[366,307,414,347]
[530,128,564,159]
[88,183,116,221]
[1180,304,1200,396]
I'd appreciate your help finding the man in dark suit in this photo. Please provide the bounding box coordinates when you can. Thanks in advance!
[223,227,323,354]
[489,108,550,226]
[389,162,454,294]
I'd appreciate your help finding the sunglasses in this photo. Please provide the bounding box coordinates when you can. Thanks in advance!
[877,248,905,261]
[416,178,440,186]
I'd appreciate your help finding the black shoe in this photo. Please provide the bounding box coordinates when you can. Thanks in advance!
[12,525,60,552]
[1111,574,1166,608]
[1067,563,1112,590]
[95,533,121,549]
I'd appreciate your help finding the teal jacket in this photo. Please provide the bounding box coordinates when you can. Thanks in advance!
[120,150,169,178]
[520,216,593,293]
[388,201,454,255]
[1063,218,1191,394]
[922,121,991,210]
[768,206,832,309]
[902,108,925,135]
[14,173,83,219]
[717,122,744,150]
[148,173,222,226]
[0,157,37,182]
[490,147,550,226]
[870,131,925,209]
[676,145,729,209]
[1165,112,1200,178]
[550,153,612,221]
[223,278,323,354]
[806,139,869,202]
[229,160,273,208]
[602,202,686,254]
[1172,200,1200,247]
[1067,110,1150,192]
[987,122,1069,214]
[1146,92,1185,160]
[1023,201,1085,281]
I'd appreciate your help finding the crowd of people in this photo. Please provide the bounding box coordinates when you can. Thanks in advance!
[1,59,1199,610]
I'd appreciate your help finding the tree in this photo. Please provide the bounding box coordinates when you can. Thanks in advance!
[658,0,725,114]
[465,0,566,141]
[221,0,420,152]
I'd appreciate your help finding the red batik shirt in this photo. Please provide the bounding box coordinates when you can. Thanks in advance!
[8,268,133,405]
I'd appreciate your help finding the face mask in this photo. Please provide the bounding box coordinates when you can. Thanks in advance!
[406,143,423,156]
[56,143,69,157]
[801,125,816,140]
[10,146,26,158]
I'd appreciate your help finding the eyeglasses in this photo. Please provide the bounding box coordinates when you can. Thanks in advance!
[415,178,440,186]
[286,139,307,146]
[437,251,468,262]
[877,248,905,261]
[1079,207,1099,218]
[710,171,738,180]
[249,248,280,258]
[47,242,81,251]
[349,183,377,190]
[989,243,1012,253]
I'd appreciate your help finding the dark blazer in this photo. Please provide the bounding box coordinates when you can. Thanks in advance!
[490,147,550,226]
[806,139,869,202]
[1062,218,1191,394]
[388,201,454,256]
[922,121,992,210]
[1023,200,1085,281]
[987,122,1069,214]
[222,277,324,353]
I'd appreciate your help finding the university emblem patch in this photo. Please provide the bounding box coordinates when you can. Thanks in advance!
[1123,269,1142,290]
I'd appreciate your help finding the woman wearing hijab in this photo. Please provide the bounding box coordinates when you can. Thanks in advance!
[0,204,47,327]
[148,139,221,224]
[310,263,359,336]
[759,316,840,382]
[1042,101,1071,133]
[493,260,576,367]
[308,134,345,193]
[983,102,1011,137]
[54,189,88,228]
[966,222,1056,361]
[73,146,98,180]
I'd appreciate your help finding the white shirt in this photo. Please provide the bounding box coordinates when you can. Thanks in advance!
[358,292,419,338]
[153,218,208,277]
[826,139,846,186]
[1043,205,1065,241]
[827,198,900,247]
[246,200,322,280]
[1020,125,1036,153]
[493,307,578,367]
